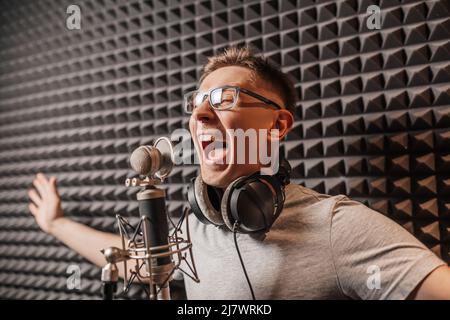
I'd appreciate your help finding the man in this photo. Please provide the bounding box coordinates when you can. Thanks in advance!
[28,47,450,299]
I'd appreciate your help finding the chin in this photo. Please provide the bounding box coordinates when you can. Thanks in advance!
[200,163,261,189]
[200,166,233,189]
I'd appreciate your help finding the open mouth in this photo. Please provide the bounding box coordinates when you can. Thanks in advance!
[201,139,226,150]
[198,134,229,165]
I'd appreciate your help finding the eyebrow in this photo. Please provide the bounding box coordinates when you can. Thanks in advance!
[198,82,245,91]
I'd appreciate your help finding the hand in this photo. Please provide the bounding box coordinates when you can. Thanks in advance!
[28,172,65,234]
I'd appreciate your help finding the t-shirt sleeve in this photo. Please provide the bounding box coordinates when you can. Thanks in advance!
[330,196,446,300]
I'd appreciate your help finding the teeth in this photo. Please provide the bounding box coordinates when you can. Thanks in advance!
[198,134,215,142]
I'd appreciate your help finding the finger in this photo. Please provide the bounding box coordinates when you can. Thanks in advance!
[28,203,38,216]
[49,176,60,197]
[36,172,47,181]
[49,176,57,189]
[36,173,51,191]
[28,188,42,206]
[32,177,47,198]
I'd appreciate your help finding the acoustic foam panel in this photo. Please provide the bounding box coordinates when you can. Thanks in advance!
[0,0,448,299]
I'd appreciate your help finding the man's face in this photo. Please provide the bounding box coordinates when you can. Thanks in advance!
[189,66,292,189]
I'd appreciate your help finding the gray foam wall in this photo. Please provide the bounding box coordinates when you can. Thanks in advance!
[0,0,449,299]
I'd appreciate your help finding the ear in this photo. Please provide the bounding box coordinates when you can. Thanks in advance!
[268,109,294,141]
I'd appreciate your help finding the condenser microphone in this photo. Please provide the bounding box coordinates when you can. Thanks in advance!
[129,137,175,299]
[101,137,199,300]
[129,137,174,180]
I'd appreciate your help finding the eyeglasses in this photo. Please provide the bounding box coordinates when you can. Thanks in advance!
[183,85,283,114]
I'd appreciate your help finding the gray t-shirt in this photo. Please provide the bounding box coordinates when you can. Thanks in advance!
[177,183,445,299]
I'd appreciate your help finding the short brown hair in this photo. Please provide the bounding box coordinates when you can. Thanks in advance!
[199,46,297,116]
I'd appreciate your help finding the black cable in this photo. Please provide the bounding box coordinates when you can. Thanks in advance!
[232,222,256,300]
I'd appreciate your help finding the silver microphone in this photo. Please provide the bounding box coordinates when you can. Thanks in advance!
[101,136,199,300]
[129,137,175,180]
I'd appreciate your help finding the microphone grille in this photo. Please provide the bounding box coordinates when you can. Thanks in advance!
[129,145,160,176]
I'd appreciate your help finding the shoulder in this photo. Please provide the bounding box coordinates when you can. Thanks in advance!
[272,183,347,231]
[281,183,347,220]
[329,193,399,232]
[284,183,388,223]
[279,183,396,234]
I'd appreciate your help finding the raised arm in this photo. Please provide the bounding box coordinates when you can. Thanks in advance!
[27,172,133,279]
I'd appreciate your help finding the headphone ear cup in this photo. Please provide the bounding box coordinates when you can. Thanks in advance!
[189,176,224,226]
[220,177,247,231]
[224,175,283,233]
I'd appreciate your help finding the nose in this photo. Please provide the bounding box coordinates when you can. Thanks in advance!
[192,95,216,124]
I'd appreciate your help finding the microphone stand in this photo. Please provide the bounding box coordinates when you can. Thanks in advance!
[100,176,199,300]
[100,247,122,300]
[101,265,117,300]
[100,138,199,300]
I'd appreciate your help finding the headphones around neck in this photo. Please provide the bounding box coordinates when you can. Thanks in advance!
[187,157,291,234]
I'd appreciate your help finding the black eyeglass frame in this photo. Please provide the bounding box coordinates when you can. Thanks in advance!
[183,85,283,114]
